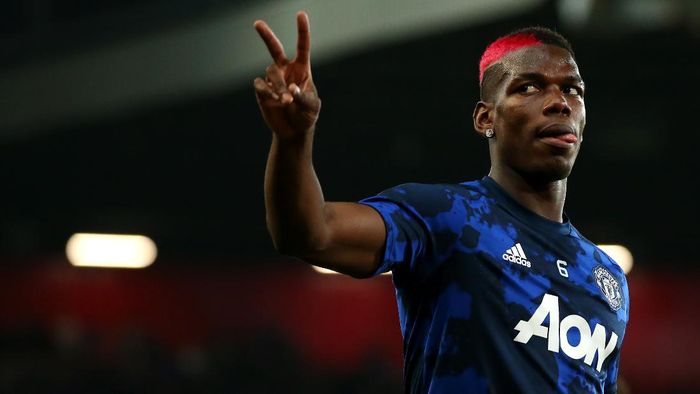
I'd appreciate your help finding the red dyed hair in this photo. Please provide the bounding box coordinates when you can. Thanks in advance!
[478,33,541,83]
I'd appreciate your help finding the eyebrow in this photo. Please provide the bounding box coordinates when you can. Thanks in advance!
[512,72,584,85]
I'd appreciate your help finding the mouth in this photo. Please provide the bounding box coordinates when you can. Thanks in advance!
[537,124,578,148]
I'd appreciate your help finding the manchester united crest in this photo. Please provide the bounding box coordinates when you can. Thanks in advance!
[593,266,623,311]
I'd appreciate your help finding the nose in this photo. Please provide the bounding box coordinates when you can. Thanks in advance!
[543,89,571,117]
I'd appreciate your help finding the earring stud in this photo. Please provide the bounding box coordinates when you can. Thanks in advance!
[485,129,494,138]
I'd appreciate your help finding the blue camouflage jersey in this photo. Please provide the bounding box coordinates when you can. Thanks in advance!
[359,176,629,394]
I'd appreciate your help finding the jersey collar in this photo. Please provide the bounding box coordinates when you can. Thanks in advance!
[481,176,573,236]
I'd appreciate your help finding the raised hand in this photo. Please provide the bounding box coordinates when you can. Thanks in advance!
[254,12,321,141]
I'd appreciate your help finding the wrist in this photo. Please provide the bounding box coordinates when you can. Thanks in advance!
[272,126,315,147]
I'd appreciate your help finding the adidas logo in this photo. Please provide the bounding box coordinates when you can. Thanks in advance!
[502,243,532,268]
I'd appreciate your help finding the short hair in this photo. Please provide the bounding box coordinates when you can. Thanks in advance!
[479,27,575,101]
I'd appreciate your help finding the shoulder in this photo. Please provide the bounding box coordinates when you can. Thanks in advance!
[573,229,627,280]
[570,228,630,311]
[359,179,491,224]
[375,180,488,206]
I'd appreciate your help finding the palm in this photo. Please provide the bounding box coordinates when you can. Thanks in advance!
[254,13,321,140]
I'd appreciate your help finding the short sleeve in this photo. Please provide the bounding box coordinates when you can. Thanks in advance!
[359,183,455,278]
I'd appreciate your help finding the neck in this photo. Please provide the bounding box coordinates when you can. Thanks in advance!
[488,166,568,222]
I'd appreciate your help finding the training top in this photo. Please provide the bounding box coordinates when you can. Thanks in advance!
[359,176,629,394]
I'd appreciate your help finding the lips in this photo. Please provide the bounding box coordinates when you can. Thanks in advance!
[537,124,578,148]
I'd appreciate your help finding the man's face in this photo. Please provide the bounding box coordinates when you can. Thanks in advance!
[489,44,586,182]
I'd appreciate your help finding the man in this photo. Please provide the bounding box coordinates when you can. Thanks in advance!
[254,11,629,393]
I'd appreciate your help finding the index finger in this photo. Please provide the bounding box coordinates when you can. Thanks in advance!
[254,20,288,65]
[295,11,311,65]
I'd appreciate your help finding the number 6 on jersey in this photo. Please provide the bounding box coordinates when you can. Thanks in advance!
[556,259,569,278]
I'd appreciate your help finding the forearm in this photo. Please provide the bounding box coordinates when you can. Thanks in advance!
[264,129,330,254]
[255,13,384,276]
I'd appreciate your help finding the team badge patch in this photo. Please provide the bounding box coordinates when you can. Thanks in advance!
[593,266,623,311]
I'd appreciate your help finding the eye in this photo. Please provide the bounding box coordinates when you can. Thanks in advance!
[563,86,583,97]
[518,83,539,94]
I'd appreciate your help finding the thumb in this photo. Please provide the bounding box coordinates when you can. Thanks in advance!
[289,83,320,111]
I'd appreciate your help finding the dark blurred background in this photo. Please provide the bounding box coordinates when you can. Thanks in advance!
[1,0,699,392]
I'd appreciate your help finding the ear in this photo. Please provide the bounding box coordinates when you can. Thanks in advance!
[473,101,494,138]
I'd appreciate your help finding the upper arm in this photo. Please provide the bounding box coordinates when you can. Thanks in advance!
[303,183,443,279]
[301,202,387,278]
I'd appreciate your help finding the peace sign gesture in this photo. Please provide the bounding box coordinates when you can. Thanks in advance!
[254,12,321,141]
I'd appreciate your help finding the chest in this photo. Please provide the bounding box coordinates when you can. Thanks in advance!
[450,222,628,343]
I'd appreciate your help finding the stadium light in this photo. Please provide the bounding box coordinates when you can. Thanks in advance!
[312,265,391,276]
[66,233,157,269]
[597,244,633,274]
